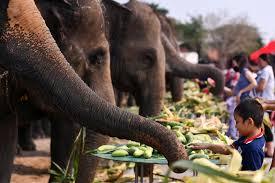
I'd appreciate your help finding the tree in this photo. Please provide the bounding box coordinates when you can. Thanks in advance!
[148,3,169,15]
[174,16,206,55]
[204,12,263,64]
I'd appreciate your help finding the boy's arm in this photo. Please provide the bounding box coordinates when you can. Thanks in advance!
[190,143,232,155]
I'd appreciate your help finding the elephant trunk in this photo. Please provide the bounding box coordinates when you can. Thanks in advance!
[138,82,165,117]
[162,34,225,96]
[76,130,108,183]
[0,0,187,170]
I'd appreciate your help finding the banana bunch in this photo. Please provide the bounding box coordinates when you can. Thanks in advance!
[164,125,232,161]
[95,142,156,159]
[153,102,228,134]
[164,80,229,121]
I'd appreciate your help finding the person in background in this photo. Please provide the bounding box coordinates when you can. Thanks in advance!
[179,42,192,53]
[224,56,240,92]
[224,53,257,139]
[199,47,223,69]
[251,54,275,157]
[196,47,222,90]
[179,43,199,64]
[224,53,257,103]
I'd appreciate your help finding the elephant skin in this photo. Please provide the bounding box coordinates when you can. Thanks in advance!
[0,0,188,182]
[156,12,225,101]
[35,0,115,182]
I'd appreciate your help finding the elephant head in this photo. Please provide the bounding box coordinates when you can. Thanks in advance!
[0,0,187,181]
[103,0,166,117]
[36,0,115,104]
[36,0,116,182]
[162,33,225,95]
[156,12,224,98]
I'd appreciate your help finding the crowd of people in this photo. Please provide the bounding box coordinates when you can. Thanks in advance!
[179,43,275,171]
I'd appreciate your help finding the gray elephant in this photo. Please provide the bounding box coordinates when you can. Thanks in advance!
[0,0,188,182]
[104,0,224,117]
[103,0,223,177]
[156,12,184,102]
[103,0,166,118]
[156,11,225,101]
[34,0,116,182]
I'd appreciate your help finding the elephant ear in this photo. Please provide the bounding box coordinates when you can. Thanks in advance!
[36,0,79,49]
[101,0,132,43]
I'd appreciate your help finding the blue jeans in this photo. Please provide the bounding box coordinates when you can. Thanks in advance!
[226,97,238,140]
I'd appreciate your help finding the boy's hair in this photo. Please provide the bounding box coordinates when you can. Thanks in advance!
[234,98,264,128]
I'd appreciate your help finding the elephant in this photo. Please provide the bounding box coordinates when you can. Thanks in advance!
[103,0,224,116]
[0,0,188,182]
[156,12,184,102]
[103,0,224,177]
[161,32,224,97]
[156,11,225,102]
[34,0,116,182]
[103,0,166,118]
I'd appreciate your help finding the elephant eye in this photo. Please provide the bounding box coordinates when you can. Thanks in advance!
[88,49,105,65]
[141,49,156,69]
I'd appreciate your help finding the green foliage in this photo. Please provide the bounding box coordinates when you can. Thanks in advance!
[49,128,86,183]
[148,3,169,15]
[175,16,206,55]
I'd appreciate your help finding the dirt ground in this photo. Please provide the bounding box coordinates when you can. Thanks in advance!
[11,139,50,183]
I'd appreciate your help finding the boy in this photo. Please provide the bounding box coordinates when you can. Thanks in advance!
[191,98,265,171]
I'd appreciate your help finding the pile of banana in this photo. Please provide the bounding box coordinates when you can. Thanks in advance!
[167,125,232,161]
[153,105,228,135]
[94,81,232,162]
[94,141,159,159]
[94,130,232,162]
[165,80,228,120]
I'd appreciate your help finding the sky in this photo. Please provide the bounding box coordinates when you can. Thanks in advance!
[115,0,275,44]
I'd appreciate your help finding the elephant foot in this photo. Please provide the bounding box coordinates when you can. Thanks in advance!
[16,144,23,155]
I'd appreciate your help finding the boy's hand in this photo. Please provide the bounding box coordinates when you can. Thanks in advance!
[190,143,231,155]
[189,143,211,150]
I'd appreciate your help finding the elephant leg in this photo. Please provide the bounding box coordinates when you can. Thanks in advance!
[127,93,136,107]
[76,129,109,183]
[49,119,75,182]
[170,76,183,102]
[41,118,51,137]
[32,120,45,139]
[116,91,125,107]
[0,114,17,183]
[18,123,36,151]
